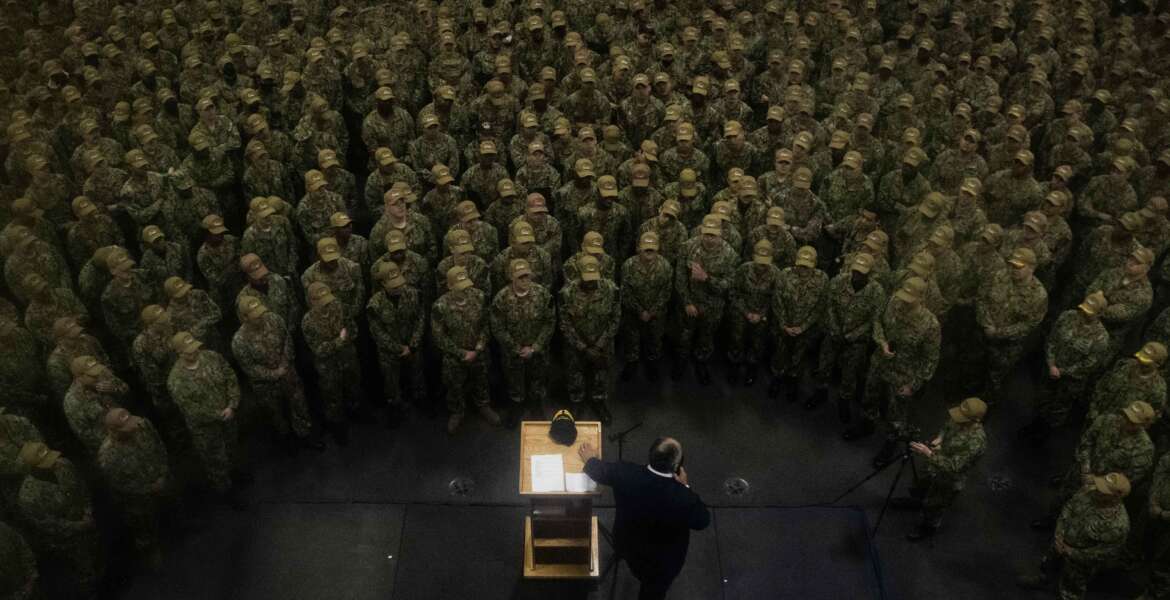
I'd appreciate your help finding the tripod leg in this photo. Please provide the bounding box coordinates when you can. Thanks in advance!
[871,454,911,539]
[830,455,899,505]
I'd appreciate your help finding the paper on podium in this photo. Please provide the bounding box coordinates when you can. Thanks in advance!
[530,454,566,492]
[565,472,597,493]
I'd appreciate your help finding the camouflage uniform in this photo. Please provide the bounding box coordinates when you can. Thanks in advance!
[0,521,36,598]
[242,214,299,277]
[63,368,129,455]
[302,296,362,424]
[771,262,829,379]
[1086,267,1153,355]
[560,276,621,406]
[819,269,885,401]
[17,457,101,598]
[864,291,941,441]
[431,286,490,416]
[1076,415,1156,489]
[301,257,366,322]
[729,258,781,367]
[101,269,157,353]
[620,251,673,363]
[975,268,1048,392]
[912,417,987,530]
[367,282,427,408]
[1042,310,1111,427]
[232,310,311,439]
[0,412,42,511]
[674,235,739,363]
[490,280,555,407]
[97,418,170,555]
[167,346,240,493]
[1145,454,1170,600]
[1088,359,1167,425]
[197,232,244,312]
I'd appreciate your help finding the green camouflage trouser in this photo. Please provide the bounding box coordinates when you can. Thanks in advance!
[771,330,816,378]
[115,488,166,553]
[817,335,870,400]
[862,358,919,441]
[39,529,102,599]
[442,355,489,415]
[565,343,613,405]
[912,476,961,529]
[1040,547,1105,600]
[676,303,724,362]
[985,335,1027,392]
[376,352,427,407]
[500,351,549,405]
[621,309,666,362]
[252,370,312,437]
[314,348,362,423]
[727,314,767,365]
[188,418,238,493]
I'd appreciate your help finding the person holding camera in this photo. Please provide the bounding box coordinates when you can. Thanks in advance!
[891,397,988,542]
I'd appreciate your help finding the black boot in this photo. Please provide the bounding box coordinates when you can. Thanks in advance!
[804,386,827,410]
[743,364,757,386]
[905,524,937,542]
[284,434,300,457]
[783,377,799,403]
[302,434,326,451]
[620,361,638,382]
[726,364,739,385]
[842,418,875,441]
[644,360,660,382]
[872,439,899,469]
[837,395,852,423]
[224,486,248,511]
[1029,516,1056,531]
[767,376,783,399]
[670,357,686,381]
[890,496,924,510]
[385,403,405,429]
[695,361,711,385]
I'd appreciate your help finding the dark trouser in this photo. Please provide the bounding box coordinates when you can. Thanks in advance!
[638,579,673,600]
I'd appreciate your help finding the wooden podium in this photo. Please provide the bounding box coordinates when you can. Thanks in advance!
[519,420,602,579]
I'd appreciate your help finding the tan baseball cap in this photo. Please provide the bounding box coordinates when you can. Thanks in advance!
[1135,341,1168,367]
[446,265,473,291]
[638,231,660,251]
[307,282,336,307]
[582,231,605,255]
[432,164,454,185]
[948,397,987,424]
[317,237,341,261]
[598,175,619,197]
[1093,472,1131,498]
[169,331,203,354]
[164,276,193,298]
[753,240,774,265]
[510,258,533,281]
[511,220,536,244]
[795,245,817,268]
[579,255,602,281]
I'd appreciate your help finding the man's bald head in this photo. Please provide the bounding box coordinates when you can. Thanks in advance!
[649,437,683,473]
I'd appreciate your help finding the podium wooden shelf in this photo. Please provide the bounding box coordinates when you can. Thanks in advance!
[519,421,602,579]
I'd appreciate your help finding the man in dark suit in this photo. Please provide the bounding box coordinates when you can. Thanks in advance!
[579,437,710,600]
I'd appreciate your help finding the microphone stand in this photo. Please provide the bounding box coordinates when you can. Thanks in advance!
[608,421,643,462]
[831,439,919,540]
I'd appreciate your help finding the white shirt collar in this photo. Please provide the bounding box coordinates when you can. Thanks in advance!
[647,465,674,478]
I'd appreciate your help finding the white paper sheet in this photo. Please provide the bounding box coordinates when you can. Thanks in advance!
[564,472,597,493]
[530,454,566,492]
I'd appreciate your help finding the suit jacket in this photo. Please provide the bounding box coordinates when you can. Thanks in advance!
[584,458,711,581]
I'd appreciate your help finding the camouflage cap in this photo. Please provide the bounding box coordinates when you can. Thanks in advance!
[928,225,954,247]
[456,200,481,222]
[582,231,605,255]
[960,178,983,197]
[446,228,475,255]
[329,212,352,229]
[318,148,341,170]
[317,237,342,262]
[141,224,165,243]
[18,441,60,469]
[638,231,660,251]
[52,316,84,340]
[1093,472,1131,499]
[1123,400,1157,427]
[307,281,337,307]
[509,258,533,281]
[511,220,536,244]
[598,175,619,197]
[660,199,681,217]
[526,193,549,214]
[829,129,850,150]
[1023,211,1048,232]
[375,260,407,289]
[903,147,928,167]
[446,265,474,290]
[578,255,602,281]
[70,355,104,379]
[1135,341,1168,367]
[384,229,407,252]
[676,122,696,141]
[700,215,722,236]
[979,223,1003,245]
[711,201,733,221]
[793,167,813,189]
[1008,247,1037,268]
[766,206,786,226]
[842,151,863,170]
[851,252,875,274]
[421,164,452,187]
[169,331,203,354]
[164,276,193,298]
[1076,288,1104,315]
[896,276,927,304]
[237,296,269,321]
[305,169,327,191]
[239,253,269,280]
[909,250,936,276]
[795,245,817,268]
[753,239,774,265]
[497,178,518,197]
[949,397,987,424]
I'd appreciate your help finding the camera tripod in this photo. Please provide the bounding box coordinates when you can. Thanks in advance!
[832,439,920,540]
